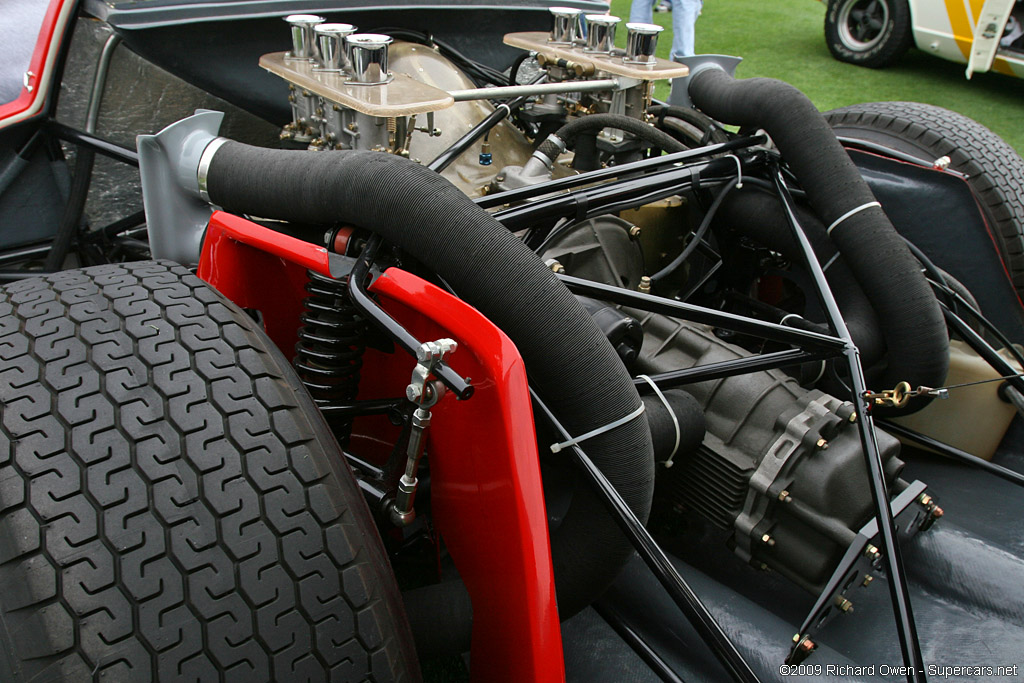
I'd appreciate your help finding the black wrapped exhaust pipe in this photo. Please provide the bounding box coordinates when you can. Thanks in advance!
[203,142,655,622]
[689,70,948,400]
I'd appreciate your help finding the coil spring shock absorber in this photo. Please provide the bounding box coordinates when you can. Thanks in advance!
[294,270,367,441]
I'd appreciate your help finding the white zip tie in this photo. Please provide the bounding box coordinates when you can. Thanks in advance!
[826,201,880,236]
[725,154,743,188]
[809,360,827,385]
[821,251,841,273]
[779,313,804,326]
[637,374,681,468]
[778,315,827,384]
[549,402,646,453]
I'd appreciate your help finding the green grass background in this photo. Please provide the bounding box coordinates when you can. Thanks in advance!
[609,0,1024,153]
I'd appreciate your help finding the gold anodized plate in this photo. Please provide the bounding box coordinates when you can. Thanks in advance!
[260,52,455,116]
[503,32,690,80]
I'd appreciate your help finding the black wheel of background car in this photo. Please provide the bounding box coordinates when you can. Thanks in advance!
[0,261,420,683]
[824,0,912,68]
[825,101,1024,296]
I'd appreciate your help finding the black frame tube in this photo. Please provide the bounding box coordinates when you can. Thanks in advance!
[593,601,687,683]
[0,242,51,266]
[879,420,1024,489]
[347,234,474,399]
[45,122,139,167]
[558,274,847,352]
[494,160,729,231]
[942,304,1024,396]
[634,348,838,390]
[771,169,925,683]
[530,388,760,683]
[428,97,522,173]
[475,135,766,210]
[428,73,544,173]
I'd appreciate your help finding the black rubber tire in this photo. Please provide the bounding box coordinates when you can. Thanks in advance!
[825,101,1024,295]
[0,261,420,683]
[824,0,913,68]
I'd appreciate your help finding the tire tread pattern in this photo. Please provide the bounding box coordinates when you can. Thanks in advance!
[826,101,1024,293]
[824,0,913,68]
[0,261,415,683]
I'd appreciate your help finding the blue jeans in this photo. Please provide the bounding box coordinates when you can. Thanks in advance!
[628,0,703,59]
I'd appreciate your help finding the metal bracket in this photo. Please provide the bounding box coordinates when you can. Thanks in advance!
[785,481,938,665]
[734,395,849,561]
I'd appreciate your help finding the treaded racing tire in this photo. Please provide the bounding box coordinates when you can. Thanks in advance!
[825,101,1024,296]
[0,261,419,682]
[824,0,912,68]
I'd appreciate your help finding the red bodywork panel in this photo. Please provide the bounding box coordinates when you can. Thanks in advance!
[198,211,565,682]
[0,0,77,130]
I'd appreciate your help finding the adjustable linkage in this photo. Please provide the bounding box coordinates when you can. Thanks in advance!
[389,338,457,526]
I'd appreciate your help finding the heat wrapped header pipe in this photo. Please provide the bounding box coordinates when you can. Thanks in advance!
[689,70,948,400]
[202,141,655,620]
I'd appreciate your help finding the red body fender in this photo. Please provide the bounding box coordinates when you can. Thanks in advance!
[0,0,77,131]
[198,211,565,682]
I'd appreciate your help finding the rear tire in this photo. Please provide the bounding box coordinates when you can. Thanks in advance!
[825,101,1024,297]
[825,0,912,68]
[0,261,419,682]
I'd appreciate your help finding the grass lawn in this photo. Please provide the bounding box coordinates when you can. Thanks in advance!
[609,0,1024,154]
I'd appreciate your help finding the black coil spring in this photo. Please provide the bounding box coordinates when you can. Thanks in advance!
[294,271,367,435]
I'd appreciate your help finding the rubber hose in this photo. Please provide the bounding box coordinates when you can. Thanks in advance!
[536,113,688,162]
[648,104,730,145]
[204,142,655,619]
[509,52,530,86]
[641,389,706,463]
[689,70,948,399]
[717,190,885,369]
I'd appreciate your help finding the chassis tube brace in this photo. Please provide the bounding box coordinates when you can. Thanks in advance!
[390,338,457,526]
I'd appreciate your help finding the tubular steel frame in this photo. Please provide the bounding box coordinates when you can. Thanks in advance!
[467,145,930,681]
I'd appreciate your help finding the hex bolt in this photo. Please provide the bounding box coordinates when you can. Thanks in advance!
[761,533,775,547]
[638,276,652,294]
[792,633,801,644]
[629,225,642,239]
[864,544,881,561]
[918,493,932,506]
[815,437,829,450]
[848,411,858,423]
[800,638,816,653]
[778,489,792,503]
[862,574,874,587]
[545,259,565,274]
[931,505,944,519]
[834,596,853,612]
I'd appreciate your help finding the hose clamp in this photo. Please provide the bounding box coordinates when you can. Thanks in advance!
[197,137,230,204]
[532,134,566,169]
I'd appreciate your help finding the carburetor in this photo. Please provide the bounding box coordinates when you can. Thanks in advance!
[266,14,454,153]
[261,9,690,192]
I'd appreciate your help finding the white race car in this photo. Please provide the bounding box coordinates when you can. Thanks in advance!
[823,0,1024,78]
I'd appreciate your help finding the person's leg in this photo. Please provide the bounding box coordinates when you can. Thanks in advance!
[670,0,702,58]
[629,0,657,24]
